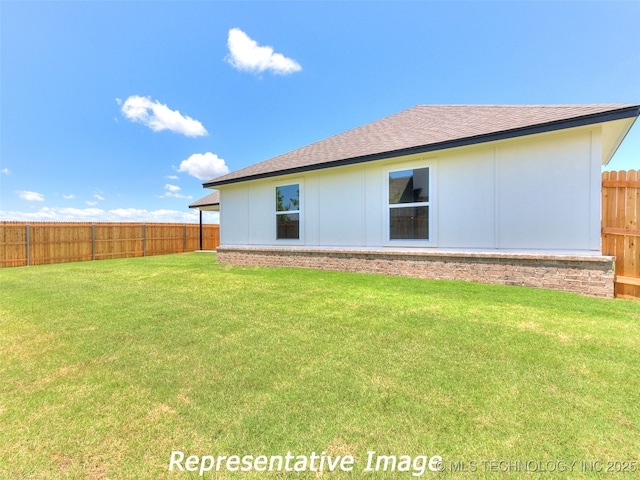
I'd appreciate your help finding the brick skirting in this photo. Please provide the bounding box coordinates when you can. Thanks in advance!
[216,247,615,298]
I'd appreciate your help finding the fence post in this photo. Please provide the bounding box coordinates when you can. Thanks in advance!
[25,224,30,266]
[91,224,96,261]
[183,224,187,252]
[142,224,147,257]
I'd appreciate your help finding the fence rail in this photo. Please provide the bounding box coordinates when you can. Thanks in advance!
[602,170,639,299]
[0,222,219,268]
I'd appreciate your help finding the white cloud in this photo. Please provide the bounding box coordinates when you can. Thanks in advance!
[1,168,10,175]
[120,95,208,137]
[17,190,44,202]
[159,183,192,199]
[94,194,105,201]
[166,175,179,180]
[0,207,204,223]
[62,194,75,200]
[226,28,302,75]
[86,201,98,206]
[108,208,197,222]
[160,192,192,199]
[177,152,230,180]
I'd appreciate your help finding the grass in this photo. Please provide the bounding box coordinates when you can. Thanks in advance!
[1,253,639,479]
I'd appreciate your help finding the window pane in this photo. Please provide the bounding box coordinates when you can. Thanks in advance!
[276,184,300,212]
[389,168,429,204]
[390,206,429,240]
[277,213,299,239]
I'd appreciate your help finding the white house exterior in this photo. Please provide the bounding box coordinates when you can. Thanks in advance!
[203,105,639,297]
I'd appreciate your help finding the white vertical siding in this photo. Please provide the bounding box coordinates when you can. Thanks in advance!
[218,126,603,253]
[247,182,273,244]
[589,129,603,250]
[364,166,384,247]
[303,175,319,246]
[437,148,496,249]
[496,130,592,250]
[317,167,365,246]
[219,186,249,245]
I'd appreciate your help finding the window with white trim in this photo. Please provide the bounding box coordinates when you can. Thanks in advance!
[388,167,430,240]
[275,184,300,240]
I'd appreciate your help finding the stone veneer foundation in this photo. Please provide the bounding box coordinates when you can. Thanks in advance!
[216,247,615,298]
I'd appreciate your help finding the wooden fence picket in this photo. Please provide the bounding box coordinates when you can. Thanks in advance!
[602,170,640,298]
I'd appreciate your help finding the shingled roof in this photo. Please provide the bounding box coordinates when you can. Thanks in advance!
[188,191,219,209]
[204,104,640,188]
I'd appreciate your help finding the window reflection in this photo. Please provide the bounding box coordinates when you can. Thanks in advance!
[389,168,429,204]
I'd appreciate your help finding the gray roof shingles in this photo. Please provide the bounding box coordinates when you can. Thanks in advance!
[189,190,219,209]
[204,104,640,188]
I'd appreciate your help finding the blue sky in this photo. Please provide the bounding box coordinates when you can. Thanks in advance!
[1,1,639,223]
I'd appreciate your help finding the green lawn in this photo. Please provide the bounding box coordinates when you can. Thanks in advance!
[1,253,639,479]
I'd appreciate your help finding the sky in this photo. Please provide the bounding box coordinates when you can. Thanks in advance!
[1,1,639,223]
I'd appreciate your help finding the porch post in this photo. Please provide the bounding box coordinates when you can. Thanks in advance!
[199,210,203,250]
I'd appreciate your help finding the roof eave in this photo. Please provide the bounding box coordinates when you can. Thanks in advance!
[189,202,220,212]
[204,105,640,188]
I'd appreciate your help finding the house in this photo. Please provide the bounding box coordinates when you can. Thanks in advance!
[202,104,640,297]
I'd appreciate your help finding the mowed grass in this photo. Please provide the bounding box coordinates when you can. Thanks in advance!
[1,253,639,479]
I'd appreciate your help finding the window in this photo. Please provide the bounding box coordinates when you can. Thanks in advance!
[276,184,300,239]
[388,167,430,240]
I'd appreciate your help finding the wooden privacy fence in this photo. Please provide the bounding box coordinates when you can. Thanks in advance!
[602,170,639,299]
[0,222,219,268]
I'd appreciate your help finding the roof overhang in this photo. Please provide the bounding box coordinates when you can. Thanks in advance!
[192,205,219,212]
[601,116,638,166]
[189,191,220,211]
